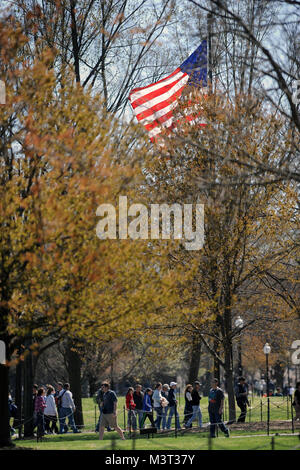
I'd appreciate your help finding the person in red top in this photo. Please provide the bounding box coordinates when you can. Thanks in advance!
[126,387,137,432]
[35,387,47,440]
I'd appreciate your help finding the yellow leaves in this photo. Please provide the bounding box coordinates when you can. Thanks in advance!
[0,20,154,344]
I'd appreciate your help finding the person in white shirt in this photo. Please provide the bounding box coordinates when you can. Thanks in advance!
[58,383,80,434]
[184,384,193,426]
[289,386,295,397]
[44,386,58,434]
[152,383,163,430]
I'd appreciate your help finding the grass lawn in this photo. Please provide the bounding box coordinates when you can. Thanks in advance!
[11,395,298,451]
[13,431,300,451]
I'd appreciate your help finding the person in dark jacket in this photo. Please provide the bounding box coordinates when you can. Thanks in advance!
[208,378,229,438]
[141,388,156,427]
[95,385,112,432]
[274,387,283,397]
[166,382,181,429]
[235,377,249,423]
[293,382,300,421]
[185,381,202,428]
[133,384,144,429]
[35,387,46,440]
[99,382,125,441]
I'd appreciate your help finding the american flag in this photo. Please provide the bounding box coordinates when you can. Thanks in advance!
[129,40,207,142]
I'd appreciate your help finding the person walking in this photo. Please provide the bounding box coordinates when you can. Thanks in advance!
[8,394,17,436]
[44,385,58,434]
[183,384,193,427]
[292,382,300,421]
[95,385,112,433]
[32,384,38,431]
[35,387,46,441]
[141,388,156,428]
[185,381,202,429]
[99,382,125,440]
[166,382,181,430]
[235,376,249,423]
[133,384,144,430]
[152,383,164,430]
[274,387,283,397]
[55,382,63,406]
[289,384,295,397]
[126,387,137,432]
[58,383,80,434]
[208,378,230,438]
[161,384,169,430]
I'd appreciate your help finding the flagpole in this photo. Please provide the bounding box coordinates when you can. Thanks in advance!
[207,9,220,374]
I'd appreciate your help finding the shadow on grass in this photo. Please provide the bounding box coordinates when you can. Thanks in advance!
[15,433,99,444]
[13,430,206,446]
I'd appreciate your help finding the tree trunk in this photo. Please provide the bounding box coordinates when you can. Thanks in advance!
[0,301,13,447]
[23,338,34,437]
[70,0,81,83]
[0,362,12,447]
[65,340,84,427]
[188,337,202,384]
[15,348,23,438]
[213,339,220,382]
[88,374,98,398]
[273,360,284,390]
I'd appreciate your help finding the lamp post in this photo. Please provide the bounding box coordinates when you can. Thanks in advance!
[263,342,271,435]
[287,351,291,389]
[235,316,244,377]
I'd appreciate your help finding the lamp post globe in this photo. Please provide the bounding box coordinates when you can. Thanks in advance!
[235,317,244,377]
[235,316,244,329]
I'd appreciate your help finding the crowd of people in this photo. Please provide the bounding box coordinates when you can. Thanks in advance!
[8,378,300,441]
[96,378,230,440]
[91,376,300,439]
[9,382,81,440]
[252,379,297,397]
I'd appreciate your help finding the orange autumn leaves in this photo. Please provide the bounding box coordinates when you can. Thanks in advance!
[1,17,185,351]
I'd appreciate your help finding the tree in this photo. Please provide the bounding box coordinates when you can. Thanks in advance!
[13,0,176,113]
[0,11,152,444]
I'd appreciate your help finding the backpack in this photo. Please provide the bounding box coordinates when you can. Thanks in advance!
[56,390,66,410]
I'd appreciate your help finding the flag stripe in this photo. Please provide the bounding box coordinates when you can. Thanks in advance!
[132,74,189,117]
[144,109,174,132]
[140,100,178,125]
[135,82,187,125]
[149,116,174,138]
[131,74,186,117]
[129,68,183,103]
